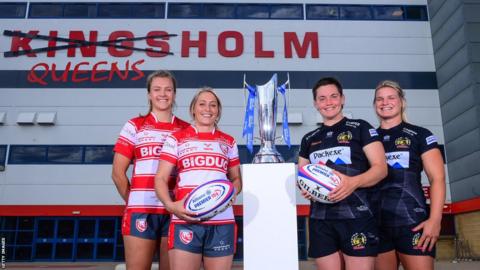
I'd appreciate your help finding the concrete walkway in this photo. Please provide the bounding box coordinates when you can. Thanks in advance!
[6,260,480,270]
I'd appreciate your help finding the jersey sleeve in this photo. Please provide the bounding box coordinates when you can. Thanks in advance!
[299,134,310,160]
[228,140,240,168]
[359,120,381,147]
[113,121,136,159]
[159,135,179,165]
[418,128,439,154]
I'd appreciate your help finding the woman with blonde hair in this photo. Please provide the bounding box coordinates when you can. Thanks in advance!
[155,87,242,270]
[112,70,189,270]
[373,80,446,270]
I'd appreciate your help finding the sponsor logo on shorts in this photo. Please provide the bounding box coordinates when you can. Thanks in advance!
[213,240,231,252]
[179,229,193,245]
[337,131,352,144]
[351,233,367,250]
[412,232,421,249]
[135,218,148,233]
[356,205,369,211]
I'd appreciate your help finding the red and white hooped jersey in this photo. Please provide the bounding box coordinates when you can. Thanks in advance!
[113,113,189,214]
[159,125,240,225]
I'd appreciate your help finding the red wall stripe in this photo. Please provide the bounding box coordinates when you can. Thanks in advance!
[1,201,478,217]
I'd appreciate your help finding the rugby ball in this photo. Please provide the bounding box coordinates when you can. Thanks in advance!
[184,179,235,221]
[297,164,341,204]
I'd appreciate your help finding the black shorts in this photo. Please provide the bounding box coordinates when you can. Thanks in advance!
[378,224,436,257]
[308,217,379,258]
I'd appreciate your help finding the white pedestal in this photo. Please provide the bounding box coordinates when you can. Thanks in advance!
[242,163,299,270]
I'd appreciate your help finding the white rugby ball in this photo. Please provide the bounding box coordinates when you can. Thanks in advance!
[184,179,235,221]
[297,164,341,204]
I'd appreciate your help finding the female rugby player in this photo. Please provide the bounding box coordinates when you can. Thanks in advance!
[155,87,242,270]
[112,70,189,270]
[373,80,445,270]
[298,77,387,270]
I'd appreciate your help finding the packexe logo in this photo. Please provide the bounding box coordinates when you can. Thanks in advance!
[386,154,401,161]
[313,149,342,159]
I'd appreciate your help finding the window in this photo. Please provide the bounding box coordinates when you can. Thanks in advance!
[405,5,428,21]
[340,5,373,20]
[0,145,6,171]
[373,6,404,20]
[63,3,97,18]
[306,5,338,20]
[9,145,47,164]
[307,5,338,20]
[29,3,64,18]
[8,145,114,164]
[0,2,27,18]
[84,145,114,164]
[168,3,201,18]
[47,146,83,164]
[270,4,303,19]
[236,4,269,19]
[203,4,235,19]
[98,3,131,18]
[132,3,165,18]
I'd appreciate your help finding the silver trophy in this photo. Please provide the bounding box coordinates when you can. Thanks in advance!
[252,74,285,163]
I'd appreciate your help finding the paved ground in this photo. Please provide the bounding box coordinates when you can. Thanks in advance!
[5,260,480,270]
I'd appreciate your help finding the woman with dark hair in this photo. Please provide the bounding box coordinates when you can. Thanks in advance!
[155,87,242,270]
[298,77,387,270]
[112,70,189,270]
[373,80,445,270]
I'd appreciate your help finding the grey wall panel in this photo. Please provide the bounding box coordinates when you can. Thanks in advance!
[466,23,480,42]
[443,106,480,142]
[472,43,480,61]
[464,4,480,22]
[444,128,480,162]
[441,85,477,123]
[434,26,467,69]
[431,3,463,51]
[447,151,480,183]
[438,65,472,103]
[436,45,470,87]
[427,0,447,20]
[449,176,480,202]
[430,0,480,202]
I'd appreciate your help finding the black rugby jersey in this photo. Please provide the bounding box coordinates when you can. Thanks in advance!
[299,117,381,220]
[376,122,439,227]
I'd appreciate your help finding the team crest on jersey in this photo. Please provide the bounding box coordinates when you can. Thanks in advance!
[351,233,367,250]
[337,131,352,144]
[220,143,229,155]
[395,137,411,148]
[412,232,421,249]
[135,218,148,233]
[179,229,193,244]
